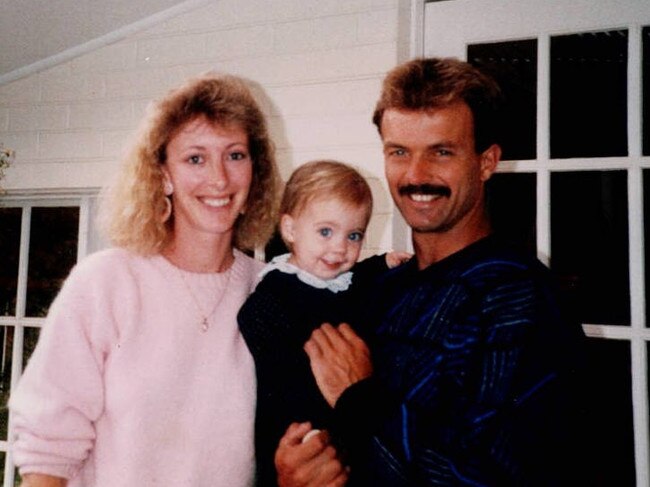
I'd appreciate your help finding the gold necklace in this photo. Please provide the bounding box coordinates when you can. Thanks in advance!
[177,264,232,332]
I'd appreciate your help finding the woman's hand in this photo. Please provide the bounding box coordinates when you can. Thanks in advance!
[275,422,348,487]
[20,474,67,487]
[304,323,373,407]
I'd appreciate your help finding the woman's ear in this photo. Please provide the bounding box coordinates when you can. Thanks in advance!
[279,214,295,244]
[162,169,174,195]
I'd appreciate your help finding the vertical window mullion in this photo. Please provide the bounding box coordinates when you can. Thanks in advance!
[537,34,551,266]
[630,24,643,158]
[627,23,649,487]
[630,162,649,487]
[4,205,31,487]
[77,197,90,262]
[12,205,30,379]
[633,337,649,487]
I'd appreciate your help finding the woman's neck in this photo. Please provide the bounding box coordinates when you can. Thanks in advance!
[162,232,235,273]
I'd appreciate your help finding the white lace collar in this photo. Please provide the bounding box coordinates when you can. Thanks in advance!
[258,253,353,293]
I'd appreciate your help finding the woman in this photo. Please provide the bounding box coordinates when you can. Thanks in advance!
[9,73,280,487]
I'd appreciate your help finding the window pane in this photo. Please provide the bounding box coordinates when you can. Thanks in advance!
[551,171,629,324]
[644,169,650,324]
[642,27,650,154]
[0,327,12,442]
[485,172,537,255]
[0,208,21,317]
[0,326,40,443]
[22,327,41,370]
[551,30,628,158]
[0,452,5,485]
[26,207,79,317]
[468,39,537,161]
[583,338,635,485]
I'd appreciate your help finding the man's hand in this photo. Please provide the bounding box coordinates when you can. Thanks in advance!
[275,422,348,487]
[304,323,373,407]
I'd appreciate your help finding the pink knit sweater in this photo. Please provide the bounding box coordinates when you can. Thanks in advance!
[9,248,263,487]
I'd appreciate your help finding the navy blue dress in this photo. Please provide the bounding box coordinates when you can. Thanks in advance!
[238,255,388,487]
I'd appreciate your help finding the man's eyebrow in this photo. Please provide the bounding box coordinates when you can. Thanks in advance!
[428,141,455,150]
[383,141,456,150]
[383,141,405,148]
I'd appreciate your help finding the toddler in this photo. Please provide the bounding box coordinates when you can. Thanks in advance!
[238,159,408,486]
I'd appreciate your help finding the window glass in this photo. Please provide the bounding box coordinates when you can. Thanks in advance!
[551,171,629,324]
[26,207,79,317]
[0,452,5,486]
[0,326,12,442]
[485,172,537,255]
[0,208,21,317]
[468,39,537,161]
[0,326,40,443]
[584,338,635,485]
[644,169,650,325]
[550,30,628,158]
[22,327,41,370]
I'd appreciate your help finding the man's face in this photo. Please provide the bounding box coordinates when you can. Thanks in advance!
[381,103,499,236]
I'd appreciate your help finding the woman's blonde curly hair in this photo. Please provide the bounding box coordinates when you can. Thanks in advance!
[101,73,280,255]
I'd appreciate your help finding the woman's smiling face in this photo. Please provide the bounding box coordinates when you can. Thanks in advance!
[162,115,253,244]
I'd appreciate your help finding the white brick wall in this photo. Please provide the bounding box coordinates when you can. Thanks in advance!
[0,0,410,255]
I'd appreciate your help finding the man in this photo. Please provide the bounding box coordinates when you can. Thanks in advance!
[275,57,587,486]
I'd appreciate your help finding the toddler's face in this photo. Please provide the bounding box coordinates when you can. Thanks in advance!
[281,198,369,280]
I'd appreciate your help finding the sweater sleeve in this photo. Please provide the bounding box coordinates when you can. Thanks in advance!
[9,250,125,479]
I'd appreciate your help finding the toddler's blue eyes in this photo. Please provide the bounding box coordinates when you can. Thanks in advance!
[317,228,363,241]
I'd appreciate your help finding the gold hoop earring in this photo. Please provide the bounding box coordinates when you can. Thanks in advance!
[162,196,172,222]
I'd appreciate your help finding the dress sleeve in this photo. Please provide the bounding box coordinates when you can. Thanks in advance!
[237,272,295,357]
[351,254,390,289]
[335,265,586,485]
[9,252,122,479]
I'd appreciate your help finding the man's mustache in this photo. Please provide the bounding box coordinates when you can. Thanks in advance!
[398,184,451,198]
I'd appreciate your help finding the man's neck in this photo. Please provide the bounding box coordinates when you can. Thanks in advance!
[413,222,491,270]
